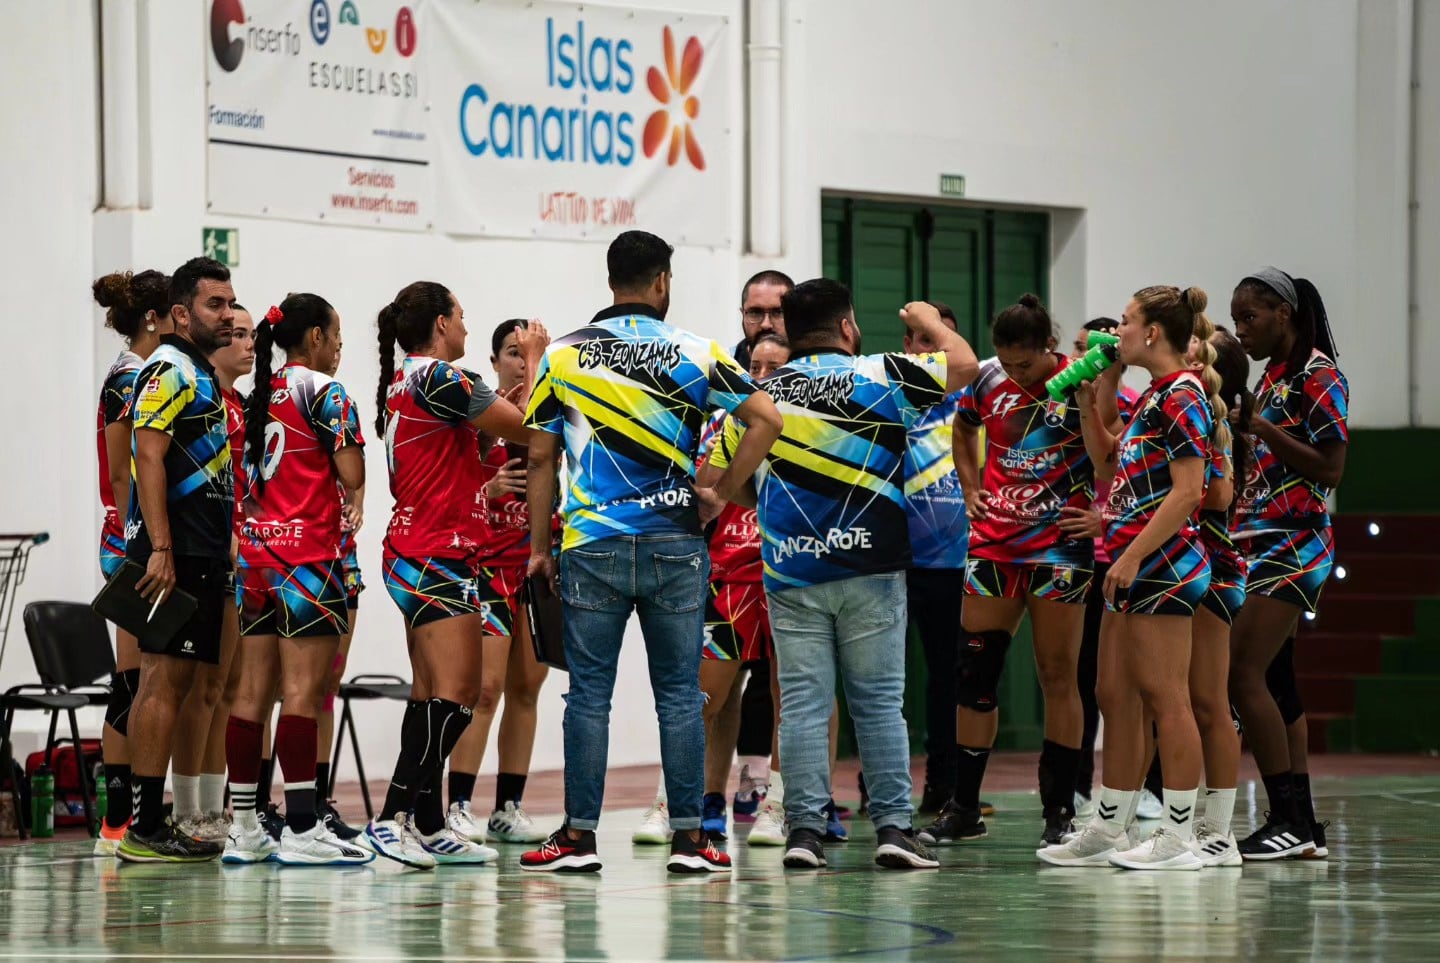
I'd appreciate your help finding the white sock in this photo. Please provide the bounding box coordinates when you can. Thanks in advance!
[1203,787,1236,838]
[767,770,785,805]
[172,774,200,819]
[655,770,667,806]
[1096,786,1134,834]
[230,782,259,832]
[1164,787,1199,841]
[1124,788,1142,828]
[738,755,769,789]
[200,773,227,814]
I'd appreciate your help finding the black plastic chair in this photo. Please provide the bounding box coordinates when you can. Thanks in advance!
[0,602,115,838]
[329,673,412,818]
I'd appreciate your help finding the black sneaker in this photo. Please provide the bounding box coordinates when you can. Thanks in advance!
[782,827,827,869]
[1238,812,1315,861]
[875,826,940,869]
[918,782,950,816]
[1301,820,1331,859]
[259,804,286,842]
[116,822,223,863]
[917,801,986,845]
[317,799,362,841]
[520,826,602,873]
[667,829,732,874]
[1041,809,1076,846]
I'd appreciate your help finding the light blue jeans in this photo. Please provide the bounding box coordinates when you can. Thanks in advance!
[559,534,709,831]
[769,571,914,835]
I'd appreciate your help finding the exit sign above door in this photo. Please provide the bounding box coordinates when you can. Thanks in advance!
[939,174,967,197]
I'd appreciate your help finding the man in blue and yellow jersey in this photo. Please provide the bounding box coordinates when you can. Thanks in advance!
[520,230,783,875]
[119,256,237,864]
[712,281,978,871]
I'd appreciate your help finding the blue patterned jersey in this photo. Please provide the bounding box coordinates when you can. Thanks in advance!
[524,304,759,551]
[711,349,949,592]
[904,393,968,569]
[1102,370,1213,558]
[126,336,234,560]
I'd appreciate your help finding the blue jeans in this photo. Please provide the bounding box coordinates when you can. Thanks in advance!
[559,534,709,831]
[769,571,913,834]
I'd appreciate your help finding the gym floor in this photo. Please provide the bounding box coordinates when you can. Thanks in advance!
[2,753,1437,960]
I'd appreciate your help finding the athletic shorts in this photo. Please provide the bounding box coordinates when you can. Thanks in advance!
[1199,561,1248,625]
[1106,536,1211,617]
[99,538,125,581]
[964,556,1092,605]
[136,556,231,664]
[702,580,771,662]
[477,563,524,638]
[383,554,484,629]
[1240,527,1334,615]
[342,543,365,610]
[239,560,349,638]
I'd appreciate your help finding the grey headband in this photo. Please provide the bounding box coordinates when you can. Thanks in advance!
[1244,266,1298,309]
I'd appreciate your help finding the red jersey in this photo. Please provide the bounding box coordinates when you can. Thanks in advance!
[956,356,1094,564]
[224,388,246,534]
[476,439,561,568]
[97,350,142,562]
[239,365,364,567]
[1102,371,1213,558]
[705,414,763,583]
[383,355,498,561]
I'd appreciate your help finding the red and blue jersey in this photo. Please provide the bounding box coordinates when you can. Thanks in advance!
[240,365,364,568]
[223,388,246,534]
[476,439,561,569]
[97,350,142,564]
[705,413,764,584]
[384,355,498,561]
[1199,429,1245,578]
[1103,370,1213,558]
[956,356,1093,565]
[1235,351,1348,536]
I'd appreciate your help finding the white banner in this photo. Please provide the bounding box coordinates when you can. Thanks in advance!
[206,0,432,230]
[430,0,734,246]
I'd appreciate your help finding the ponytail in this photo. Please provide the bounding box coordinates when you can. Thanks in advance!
[244,294,336,492]
[1209,326,1253,516]
[1290,277,1338,372]
[1186,292,1233,485]
[376,302,399,436]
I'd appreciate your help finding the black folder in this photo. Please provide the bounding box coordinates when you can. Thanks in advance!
[520,574,567,672]
[92,560,198,646]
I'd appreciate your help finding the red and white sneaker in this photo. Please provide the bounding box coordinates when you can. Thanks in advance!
[667,829,732,874]
[95,818,130,857]
[520,827,602,873]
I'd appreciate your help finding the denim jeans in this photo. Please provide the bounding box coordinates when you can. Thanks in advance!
[559,534,708,831]
[769,571,913,834]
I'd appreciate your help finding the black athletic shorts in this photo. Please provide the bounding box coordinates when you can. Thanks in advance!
[138,555,230,665]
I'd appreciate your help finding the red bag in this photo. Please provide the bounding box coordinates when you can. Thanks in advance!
[26,739,102,827]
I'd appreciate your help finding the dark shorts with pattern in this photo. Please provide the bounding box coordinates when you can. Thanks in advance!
[239,560,349,638]
[477,563,524,639]
[342,543,365,610]
[383,554,484,629]
[1107,536,1212,617]
[964,554,1093,606]
[1200,559,1248,625]
[1239,527,1334,615]
[702,580,771,662]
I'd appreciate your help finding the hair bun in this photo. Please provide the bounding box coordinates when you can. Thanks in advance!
[1179,286,1209,314]
[92,272,135,311]
[1018,293,1042,310]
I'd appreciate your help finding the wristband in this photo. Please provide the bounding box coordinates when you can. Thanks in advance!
[152,546,172,553]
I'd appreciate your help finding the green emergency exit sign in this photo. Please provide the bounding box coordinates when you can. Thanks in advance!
[939,174,966,197]
[202,227,240,267]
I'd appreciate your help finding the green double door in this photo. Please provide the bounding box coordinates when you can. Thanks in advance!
[821,196,1051,761]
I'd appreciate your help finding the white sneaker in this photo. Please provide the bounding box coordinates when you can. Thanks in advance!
[1074,792,1097,822]
[419,827,499,865]
[1191,829,1243,868]
[1136,789,1164,821]
[1036,820,1128,867]
[222,823,280,864]
[1110,828,1203,871]
[487,801,546,843]
[446,801,487,843]
[276,823,375,865]
[201,811,233,843]
[361,814,437,870]
[632,800,673,845]
[747,798,787,846]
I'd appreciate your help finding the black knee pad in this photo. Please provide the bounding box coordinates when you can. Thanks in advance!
[955,629,1012,713]
[1265,636,1304,725]
[105,668,141,736]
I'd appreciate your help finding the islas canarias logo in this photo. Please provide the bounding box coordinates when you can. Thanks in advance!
[458,18,709,171]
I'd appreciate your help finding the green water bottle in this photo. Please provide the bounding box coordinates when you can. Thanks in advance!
[1046,342,1120,401]
[1086,330,1120,350]
[31,765,54,838]
[94,764,108,823]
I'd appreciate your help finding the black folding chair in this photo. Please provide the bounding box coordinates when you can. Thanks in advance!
[328,674,412,819]
[0,602,115,838]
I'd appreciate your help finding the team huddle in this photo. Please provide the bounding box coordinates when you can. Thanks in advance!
[89,230,1347,876]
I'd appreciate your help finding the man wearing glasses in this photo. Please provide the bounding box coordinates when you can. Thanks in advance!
[733,270,792,369]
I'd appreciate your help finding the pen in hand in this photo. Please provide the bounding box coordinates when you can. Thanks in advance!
[146,589,167,623]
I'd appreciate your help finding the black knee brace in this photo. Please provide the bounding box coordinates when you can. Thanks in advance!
[955,629,1012,712]
[1265,636,1304,725]
[105,668,141,736]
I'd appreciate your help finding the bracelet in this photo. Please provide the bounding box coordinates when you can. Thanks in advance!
[152,546,172,553]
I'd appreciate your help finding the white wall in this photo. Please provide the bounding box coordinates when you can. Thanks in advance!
[0,0,1434,779]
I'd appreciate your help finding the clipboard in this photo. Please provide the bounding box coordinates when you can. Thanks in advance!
[92,559,198,646]
[519,574,567,672]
